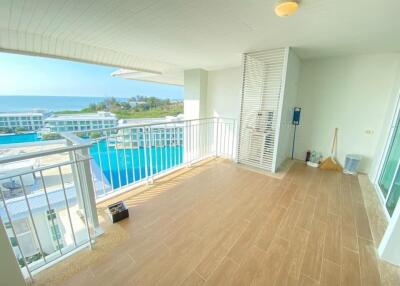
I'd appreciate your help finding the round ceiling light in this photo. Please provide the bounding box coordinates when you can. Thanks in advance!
[275,0,299,17]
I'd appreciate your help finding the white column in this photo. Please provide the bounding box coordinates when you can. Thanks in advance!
[379,201,400,266]
[184,69,208,120]
[184,69,208,162]
[0,218,26,286]
[64,135,100,234]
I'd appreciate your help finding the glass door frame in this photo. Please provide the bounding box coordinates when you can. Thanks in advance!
[375,94,400,219]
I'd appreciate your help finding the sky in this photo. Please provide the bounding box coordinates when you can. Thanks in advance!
[0,52,183,100]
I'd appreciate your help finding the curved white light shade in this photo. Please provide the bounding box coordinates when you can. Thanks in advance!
[275,0,299,17]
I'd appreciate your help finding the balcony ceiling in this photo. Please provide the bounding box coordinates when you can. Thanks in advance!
[1,0,400,73]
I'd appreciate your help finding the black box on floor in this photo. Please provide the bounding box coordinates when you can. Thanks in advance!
[107,201,129,223]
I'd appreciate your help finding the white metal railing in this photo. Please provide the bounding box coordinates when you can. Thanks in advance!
[0,117,237,280]
[0,143,98,280]
[65,117,237,200]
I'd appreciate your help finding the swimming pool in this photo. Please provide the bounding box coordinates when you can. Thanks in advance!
[90,140,183,189]
[0,133,183,190]
[0,133,42,144]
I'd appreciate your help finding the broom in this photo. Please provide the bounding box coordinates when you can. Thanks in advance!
[320,128,342,171]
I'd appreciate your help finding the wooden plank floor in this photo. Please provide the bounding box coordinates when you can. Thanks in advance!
[36,159,390,286]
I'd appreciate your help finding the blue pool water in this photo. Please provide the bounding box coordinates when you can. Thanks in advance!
[0,133,42,144]
[90,140,183,189]
[0,133,183,190]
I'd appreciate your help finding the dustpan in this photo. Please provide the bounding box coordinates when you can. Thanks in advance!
[320,128,342,172]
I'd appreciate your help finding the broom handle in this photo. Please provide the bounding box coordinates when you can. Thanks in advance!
[331,128,338,155]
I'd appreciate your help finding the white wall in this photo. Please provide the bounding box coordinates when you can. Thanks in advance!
[275,49,301,170]
[206,67,242,119]
[206,67,242,160]
[295,54,400,173]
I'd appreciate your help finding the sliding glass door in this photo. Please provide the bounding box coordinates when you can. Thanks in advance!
[385,170,400,216]
[378,105,400,216]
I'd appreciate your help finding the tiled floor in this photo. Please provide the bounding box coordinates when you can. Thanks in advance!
[34,159,399,285]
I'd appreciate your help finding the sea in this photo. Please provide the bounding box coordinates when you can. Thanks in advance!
[0,95,127,112]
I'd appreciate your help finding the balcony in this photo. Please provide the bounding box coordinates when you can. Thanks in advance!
[0,117,237,281]
[22,156,395,286]
[1,117,397,286]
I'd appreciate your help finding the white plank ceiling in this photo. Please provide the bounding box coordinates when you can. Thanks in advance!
[1,0,400,73]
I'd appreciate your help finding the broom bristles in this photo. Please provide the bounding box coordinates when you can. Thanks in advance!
[320,156,342,172]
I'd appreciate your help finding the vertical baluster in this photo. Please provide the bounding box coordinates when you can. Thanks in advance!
[57,167,77,247]
[173,123,177,167]
[164,125,168,169]
[114,132,122,189]
[148,127,154,181]
[122,128,129,185]
[193,121,196,161]
[129,128,136,183]
[223,122,227,156]
[199,120,203,159]
[197,121,200,161]
[154,127,159,175]
[230,121,235,160]
[168,126,172,169]
[18,176,47,265]
[136,128,143,181]
[143,127,149,181]
[198,120,202,160]
[190,121,194,164]
[190,121,194,162]
[177,124,181,165]
[39,170,63,256]
[185,122,189,165]
[160,127,164,172]
[105,131,115,190]
[95,138,106,195]
[0,193,33,280]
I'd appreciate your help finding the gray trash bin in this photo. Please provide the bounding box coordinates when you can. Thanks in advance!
[343,154,362,175]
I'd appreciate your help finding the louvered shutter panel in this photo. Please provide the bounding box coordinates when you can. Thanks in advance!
[238,48,286,171]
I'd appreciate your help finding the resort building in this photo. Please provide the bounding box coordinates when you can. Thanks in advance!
[0,112,45,131]
[2,1,400,286]
[44,112,118,132]
[117,115,184,148]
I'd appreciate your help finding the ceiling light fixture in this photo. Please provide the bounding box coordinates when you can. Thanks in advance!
[275,0,299,17]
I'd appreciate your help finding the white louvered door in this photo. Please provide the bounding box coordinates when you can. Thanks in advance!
[238,48,287,172]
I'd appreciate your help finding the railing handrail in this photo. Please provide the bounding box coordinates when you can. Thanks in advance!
[66,116,236,134]
[0,143,92,165]
[0,155,91,181]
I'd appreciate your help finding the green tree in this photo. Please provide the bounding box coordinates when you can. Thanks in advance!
[89,131,102,139]
[42,133,62,140]
[0,127,13,134]
[15,127,28,133]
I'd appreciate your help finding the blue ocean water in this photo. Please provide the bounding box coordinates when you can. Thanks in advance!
[0,95,125,112]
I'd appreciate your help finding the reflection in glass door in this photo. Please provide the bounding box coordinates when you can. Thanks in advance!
[386,170,400,216]
[378,104,400,216]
